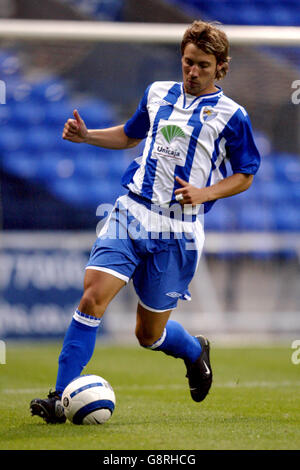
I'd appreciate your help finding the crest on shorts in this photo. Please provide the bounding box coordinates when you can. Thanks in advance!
[200,106,218,123]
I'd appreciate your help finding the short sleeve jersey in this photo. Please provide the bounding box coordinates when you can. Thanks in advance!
[122,81,260,213]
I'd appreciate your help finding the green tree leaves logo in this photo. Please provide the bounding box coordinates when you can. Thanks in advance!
[161,125,185,144]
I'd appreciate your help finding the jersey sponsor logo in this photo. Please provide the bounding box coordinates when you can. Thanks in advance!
[153,124,186,165]
[161,125,185,144]
[200,106,218,123]
[156,145,181,159]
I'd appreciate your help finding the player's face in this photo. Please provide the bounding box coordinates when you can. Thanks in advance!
[181,43,221,96]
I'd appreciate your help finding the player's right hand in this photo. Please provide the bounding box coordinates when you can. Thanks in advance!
[62,109,88,143]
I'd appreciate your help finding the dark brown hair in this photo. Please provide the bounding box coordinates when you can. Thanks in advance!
[181,20,230,80]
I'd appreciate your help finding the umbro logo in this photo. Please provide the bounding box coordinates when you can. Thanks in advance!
[166,291,182,298]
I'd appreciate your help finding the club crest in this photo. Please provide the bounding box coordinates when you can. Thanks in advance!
[200,106,218,123]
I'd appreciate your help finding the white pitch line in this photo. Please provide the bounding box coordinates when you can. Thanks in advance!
[2,381,300,395]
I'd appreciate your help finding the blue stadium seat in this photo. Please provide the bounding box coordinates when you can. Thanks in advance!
[275,205,300,231]
[77,99,117,128]
[35,152,67,181]
[24,126,62,152]
[3,150,39,179]
[204,201,237,231]
[50,177,117,207]
[107,153,128,179]
[237,202,276,231]
[273,154,300,183]
[62,0,123,20]
[72,153,109,180]
[268,6,297,26]
[253,180,288,204]
[44,100,75,128]
[0,50,22,78]
[254,157,276,183]
[12,102,47,127]
[232,6,265,25]
[0,126,25,152]
[165,0,300,26]
[5,76,34,103]
[289,183,300,202]
[31,76,69,103]
[0,104,13,125]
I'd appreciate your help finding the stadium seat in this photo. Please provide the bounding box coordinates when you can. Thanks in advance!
[275,205,300,231]
[45,100,75,128]
[24,126,63,152]
[0,50,22,77]
[0,104,12,125]
[253,180,288,204]
[3,151,39,179]
[254,157,276,183]
[31,76,69,103]
[50,177,117,207]
[62,0,123,20]
[0,126,25,152]
[204,201,237,231]
[72,154,109,180]
[165,0,300,26]
[12,102,47,127]
[237,202,276,231]
[5,76,34,103]
[76,98,117,126]
[273,154,300,183]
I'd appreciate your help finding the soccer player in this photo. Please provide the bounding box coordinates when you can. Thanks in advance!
[30,20,260,423]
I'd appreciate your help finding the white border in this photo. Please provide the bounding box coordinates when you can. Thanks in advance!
[85,266,130,284]
[138,298,174,313]
[0,21,299,46]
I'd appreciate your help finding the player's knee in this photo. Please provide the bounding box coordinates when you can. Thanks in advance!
[78,288,106,318]
[135,327,159,348]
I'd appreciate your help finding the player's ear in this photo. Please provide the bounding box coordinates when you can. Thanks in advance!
[215,61,227,80]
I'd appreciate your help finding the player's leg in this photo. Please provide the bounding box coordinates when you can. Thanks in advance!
[133,228,212,402]
[135,302,202,362]
[55,269,125,396]
[135,302,212,403]
[30,269,125,423]
[31,199,140,422]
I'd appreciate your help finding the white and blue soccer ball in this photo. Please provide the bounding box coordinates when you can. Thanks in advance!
[61,374,116,425]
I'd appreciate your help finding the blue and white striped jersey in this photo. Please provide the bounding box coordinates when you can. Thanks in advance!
[122,81,260,213]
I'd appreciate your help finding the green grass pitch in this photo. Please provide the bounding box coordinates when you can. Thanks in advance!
[0,341,299,450]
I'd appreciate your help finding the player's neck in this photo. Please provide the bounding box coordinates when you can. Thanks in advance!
[183,84,219,97]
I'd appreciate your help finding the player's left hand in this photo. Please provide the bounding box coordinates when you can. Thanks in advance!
[174,176,207,206]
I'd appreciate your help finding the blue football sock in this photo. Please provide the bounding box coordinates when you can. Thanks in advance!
[145,320,202,363]
[55,309,101,396]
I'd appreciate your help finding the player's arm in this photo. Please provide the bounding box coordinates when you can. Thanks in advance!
[84,125,142,149]
[62,109,142,149]
[175,108,260,206]
[175,173,253,206]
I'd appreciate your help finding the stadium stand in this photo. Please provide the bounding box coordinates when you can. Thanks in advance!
[61,0,124,20]
[164,0,300,26]
[0,44,300,232]
[0,0,299,234]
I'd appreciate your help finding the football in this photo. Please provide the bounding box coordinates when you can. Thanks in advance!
[61,374,116,425]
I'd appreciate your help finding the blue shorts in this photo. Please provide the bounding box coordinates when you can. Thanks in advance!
[86,195,204,312]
